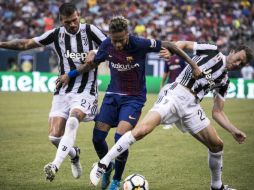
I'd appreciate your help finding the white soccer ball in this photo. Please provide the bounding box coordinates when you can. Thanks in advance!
[123,173,149,190]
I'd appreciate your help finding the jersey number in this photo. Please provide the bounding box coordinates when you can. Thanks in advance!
[81,99,91,109]
[198,109,205,121]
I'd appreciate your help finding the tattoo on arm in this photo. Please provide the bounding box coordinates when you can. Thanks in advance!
[0,39,40,50]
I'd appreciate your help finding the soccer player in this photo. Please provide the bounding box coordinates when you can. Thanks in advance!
[0,3,106,181]
[160,55,186,89]
[160,55,186,129]
[59,16,201,190]
[89,41,253,190]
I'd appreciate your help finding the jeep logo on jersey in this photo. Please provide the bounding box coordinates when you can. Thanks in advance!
[111,62,140,71]
[64,50,87,61]
[203,68,215,88]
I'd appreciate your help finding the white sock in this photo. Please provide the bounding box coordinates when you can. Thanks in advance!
[48,136,61,148]
[208,150,223,189]
[52,117,79,169]
[100,131,136,167]
[48,136,76,159]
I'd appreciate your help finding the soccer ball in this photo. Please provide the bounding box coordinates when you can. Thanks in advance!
[123,173,149,190]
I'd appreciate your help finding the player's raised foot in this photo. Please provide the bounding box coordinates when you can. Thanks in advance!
[101,162,115,189]
[71,147,82,179]
[90,162,106,186]
[108,179,121,190]
[211,184,236,190]
[44,163,58,182]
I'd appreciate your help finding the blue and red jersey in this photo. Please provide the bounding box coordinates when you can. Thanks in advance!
[94,35,161,100]
[164,55,186,83]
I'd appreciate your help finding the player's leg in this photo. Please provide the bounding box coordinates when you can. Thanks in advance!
[93,121,111,160]
[51,108,85,174]
[45,93,97,181]
[44,95,80,181]
[45,109,85,181]
[92,121,112,189]
[192,124,226,190]
[90,111,161,186]
[92,94,117,189]
[93,94,117,160]
[181,100,227,189]
[52,92,98,178]
[108,98,143,190]
[108,121,133,190]
[90,84,176,186]
[48,117,78,159]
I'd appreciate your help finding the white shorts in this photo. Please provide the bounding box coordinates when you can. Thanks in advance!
[49,92,98,122]
[150,83,210,134]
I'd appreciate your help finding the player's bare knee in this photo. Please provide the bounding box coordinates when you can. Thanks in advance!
[49,130,63,137]
[133,125,149,140]
[210,139,223,153]
[70,109,85,122]
[94,121,111,132]
[48,125,64,137]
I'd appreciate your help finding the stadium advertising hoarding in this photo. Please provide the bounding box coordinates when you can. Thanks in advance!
[0,71,254,99]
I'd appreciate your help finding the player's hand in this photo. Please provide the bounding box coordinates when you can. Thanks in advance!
[58,74,70,88]
[192,67,203,79]
[231,128,246,144]
[55,77,61,89]
[85,50,96,65]
[159,47,172,59]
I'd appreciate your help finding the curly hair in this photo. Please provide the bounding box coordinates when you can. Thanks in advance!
[109,16,129,33]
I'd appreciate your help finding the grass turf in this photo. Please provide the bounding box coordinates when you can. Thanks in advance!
[0,92,253,190]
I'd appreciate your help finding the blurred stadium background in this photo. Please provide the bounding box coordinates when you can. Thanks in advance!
[0,0,254,190]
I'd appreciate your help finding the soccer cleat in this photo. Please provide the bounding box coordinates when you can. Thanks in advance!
[44,163,58,182]
[211,184,236,190]
[108,179,121,190]
[101,162,115,189]
[90,162,106,186]
[71,147,82,179]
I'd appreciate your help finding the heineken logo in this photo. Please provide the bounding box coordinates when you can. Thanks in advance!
[0,72,254,99]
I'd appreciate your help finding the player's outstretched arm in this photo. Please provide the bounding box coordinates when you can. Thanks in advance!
[212,94,246,144]
[0,39,41,50]
[57,50,98,88]
[161,41,201,78]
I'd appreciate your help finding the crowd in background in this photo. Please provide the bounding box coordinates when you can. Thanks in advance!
[1,0,253,49]
[0,0,254,77]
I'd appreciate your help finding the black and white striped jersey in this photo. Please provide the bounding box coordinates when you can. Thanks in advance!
[175,42,229,101]
[33,23,106,95]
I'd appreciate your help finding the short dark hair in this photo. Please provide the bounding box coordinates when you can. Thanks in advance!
[109,16,128,33]
[235,45,254,64]
[59,3,77,17]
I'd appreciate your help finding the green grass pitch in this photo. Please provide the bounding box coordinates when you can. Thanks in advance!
[0,92,254,190]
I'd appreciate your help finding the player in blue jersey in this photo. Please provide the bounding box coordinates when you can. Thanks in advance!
[59,16,201,190]
[160,55,186,89]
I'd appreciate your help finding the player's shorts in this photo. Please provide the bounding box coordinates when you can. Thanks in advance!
[150,82,210,134]
[95,93,145,127]
[49,92,98,122]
